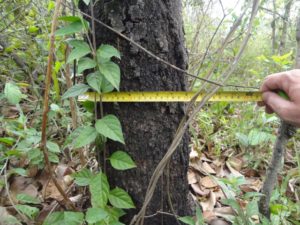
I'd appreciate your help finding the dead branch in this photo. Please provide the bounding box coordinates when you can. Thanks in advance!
[40,0,76,211]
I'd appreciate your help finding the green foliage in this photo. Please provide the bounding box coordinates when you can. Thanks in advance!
[108,187,135,209]
[15,205,39,220]
[95,115,125,144]
[109,151,136,170]
[43,211,85,225]
[90,172,110,208]
[4,82,24,105]
[62,84,90,99]
[72,126,97,148]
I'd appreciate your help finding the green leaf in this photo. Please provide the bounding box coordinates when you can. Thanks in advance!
[46,141,60,153]
[4,82,23,105]
[97,44,121,62]
[86,208,108,224]
[109,151,136,170]
[3,215,22,225]
[73,126,97,148]
[178,216,195,225]
[43,212,64,225]
[95,115,124,144]
[47,1,55,12]
[0,137,15,146]
[15,205,39,219]
[101,76,115,93]
[59,16,81,22]
[108,187,135,209]
[87,72,102,93]
[64,212,84,225]
[56,21,83,36]
[62,84,89,99]
[48,152,59,163]
[67,40,91,63]
[196,206,204,224]
[12,168,27,176]
[72,168,93,186]
[90,173,110,208]
[43,211,84,225]
[270,203,289,215]
[16,194,41,204]
[78,57,96,74]
[99,62,120,91]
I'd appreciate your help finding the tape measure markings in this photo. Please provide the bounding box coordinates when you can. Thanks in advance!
[78,91,262,102]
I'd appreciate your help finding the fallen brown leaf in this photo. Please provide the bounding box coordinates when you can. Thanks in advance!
[200,176,218,189]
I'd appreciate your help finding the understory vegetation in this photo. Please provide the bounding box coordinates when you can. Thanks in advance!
[0,0,300,225]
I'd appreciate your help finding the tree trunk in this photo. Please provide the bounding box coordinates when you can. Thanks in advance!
[81,1,190,224]
[278,0,293,55]
[271,0,276,54]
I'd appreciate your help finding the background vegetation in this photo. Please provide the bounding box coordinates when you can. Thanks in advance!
[0,0,299,224]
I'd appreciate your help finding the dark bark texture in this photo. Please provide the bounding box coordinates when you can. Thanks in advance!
[81,1,190,224]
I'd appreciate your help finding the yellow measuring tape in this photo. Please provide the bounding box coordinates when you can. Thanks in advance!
[78,91,262,102]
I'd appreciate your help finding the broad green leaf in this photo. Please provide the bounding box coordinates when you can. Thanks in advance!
[4,82,23,105]
[73,126,97,148]
[43,212,64,225]
[64,212,84,225]
[28,26,39,33]
[62,84,89,99]
[3,215,21,225]
[87,72,102,93]
[248,129,274,146]
[46,141,60,153]
[178,216,195,225]
[99,62,120,91]
[90,173,109,208]
[16,194,41,204]
[101,76,114,93]
[56,21,83,36]
[108,187,135,209]
[196,206,204,224]
[47,1,55,12]
[67,40,91,63]
[12,168,27,176]
[109,151,136,170]
[0,137,15,146]
[48,152,59,163]
[246,199,259,217]
[270,203,289,215]
[97,44,121,62]
[59,16,81,22]
[95,115,124,144]
[78,57,96,74]
[72,168,93,186]
[15,205,39,219]
[43,211,84,225]
[85,208,108,224]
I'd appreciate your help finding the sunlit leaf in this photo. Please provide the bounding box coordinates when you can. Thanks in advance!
[72,168,93,186]
[4,82,23,105]
[85,208,108,224]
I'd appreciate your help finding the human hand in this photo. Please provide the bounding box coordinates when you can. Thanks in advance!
[259,69,300,126]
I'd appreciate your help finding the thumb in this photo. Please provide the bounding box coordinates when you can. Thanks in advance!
[262,91,294,120]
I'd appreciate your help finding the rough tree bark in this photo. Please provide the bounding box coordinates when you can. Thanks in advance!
[81,1,190,224]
